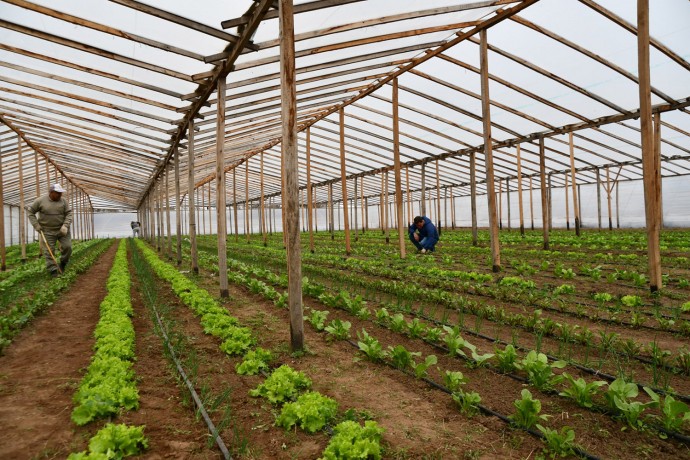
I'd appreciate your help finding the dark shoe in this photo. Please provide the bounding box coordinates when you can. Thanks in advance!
[60,260,68,272]
[50,270,59,278]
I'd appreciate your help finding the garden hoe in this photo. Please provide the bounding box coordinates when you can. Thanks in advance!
[39,231,62,275]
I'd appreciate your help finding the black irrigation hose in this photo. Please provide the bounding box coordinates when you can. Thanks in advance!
[133,245,232,460]
[342,339,602,460]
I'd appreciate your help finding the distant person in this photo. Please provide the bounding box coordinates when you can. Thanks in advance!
[409,216,439,253]
[26,183,73,277]
[131,221,141,238]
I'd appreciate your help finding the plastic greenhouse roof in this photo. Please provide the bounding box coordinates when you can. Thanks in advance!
[0,0,688,211]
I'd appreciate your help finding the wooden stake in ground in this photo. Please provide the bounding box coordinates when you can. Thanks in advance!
[637,0,662,292]
[279,0,304,351]
[480,29,500,271]
[187,120,198,274]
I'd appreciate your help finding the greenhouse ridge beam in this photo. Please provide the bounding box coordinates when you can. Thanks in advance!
[138,0,274,208]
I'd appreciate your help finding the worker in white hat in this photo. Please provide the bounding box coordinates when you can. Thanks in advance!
[27,183,73,277]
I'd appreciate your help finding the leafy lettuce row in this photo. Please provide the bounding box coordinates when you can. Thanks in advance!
[134,239,254,356]
[0,239,114,352]
[72,240,139,426]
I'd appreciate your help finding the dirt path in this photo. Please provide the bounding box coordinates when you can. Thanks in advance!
[0,242,118,459]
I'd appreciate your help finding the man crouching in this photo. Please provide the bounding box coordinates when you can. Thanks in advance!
[27,183,73,277]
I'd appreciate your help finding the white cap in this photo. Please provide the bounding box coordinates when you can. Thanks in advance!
[50,183,66,193]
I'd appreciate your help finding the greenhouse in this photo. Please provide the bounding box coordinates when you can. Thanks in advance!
[0,0,689,458]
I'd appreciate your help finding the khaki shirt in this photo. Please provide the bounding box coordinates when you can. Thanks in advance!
[27,195,73,234]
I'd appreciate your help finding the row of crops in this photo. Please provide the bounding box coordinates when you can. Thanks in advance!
[183,228,690,458]
[2,228,688,458]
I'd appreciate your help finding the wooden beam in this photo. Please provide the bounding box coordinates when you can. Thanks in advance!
[393,78,405,258]
[174,147,182,265]
[516,144,525,236]
[0,141,7,269]
[480,29,500,271]
[569,132,581,236]
[470,151,478,246]
[339,108,351,255]
[280,0,304,352]
[637,0,662,292]
[216,77,229,297]
[306,128,314,253]
[539,137,549,249]
[187,120,198,274]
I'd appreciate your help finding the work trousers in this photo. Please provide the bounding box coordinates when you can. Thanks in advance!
[42,231,72,273]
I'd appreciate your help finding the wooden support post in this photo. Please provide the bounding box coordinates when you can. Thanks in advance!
[384,171,390,244]
[420,163,426,216]
[405,166,411,225]
[564,172,570,230]
[379,174,385,233]
[506,178,511,231]
[360,176,365,233]
[17,136,26,262]
[616,181,620,229]
[606,166,613,230]
[207,181,212,235]
[157,176,163,251]
[245,160,250,241]
[195,188,200,238]
[353,173,359,241]
[596,168,602,230]
[165,166,172,257]
[216,77,229,297]
[0,144,6,270]
[279,0,304,351]
[517,145,525,236]
[653,112,663,228]
[547,172,553,231]
[200,182,206,236]
[174,148,182,264]
[33,151,40,248]
[306,128,314,253]
[450,187,456,229]
[638,0,661,290]
[539,137,549,250]
[260,151,267,246]
[233,168,238,241]
[364,197,369,230]
[435,159,441,232]
[339,108,351,255]
[529,176,535,231]
[392,77,405,258]
[187,120,198,274]
[569,132,581,236]
[498,178,503,230]
[480,29,500,271]
[328,183,334,239]
[578,184,583,228]
[470,151,478,246]
[444,188,448,233]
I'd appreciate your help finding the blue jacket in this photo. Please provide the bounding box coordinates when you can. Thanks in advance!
[408,216,438,250]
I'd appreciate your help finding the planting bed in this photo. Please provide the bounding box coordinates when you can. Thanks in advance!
[0,229,688,459]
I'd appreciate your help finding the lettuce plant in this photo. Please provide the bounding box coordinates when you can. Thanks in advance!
[250,365,312,404]
[277,391,338,433]
[319,420,384,460]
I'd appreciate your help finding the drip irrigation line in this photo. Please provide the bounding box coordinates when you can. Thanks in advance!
[135,246,232,460]
[341,338,602,460]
